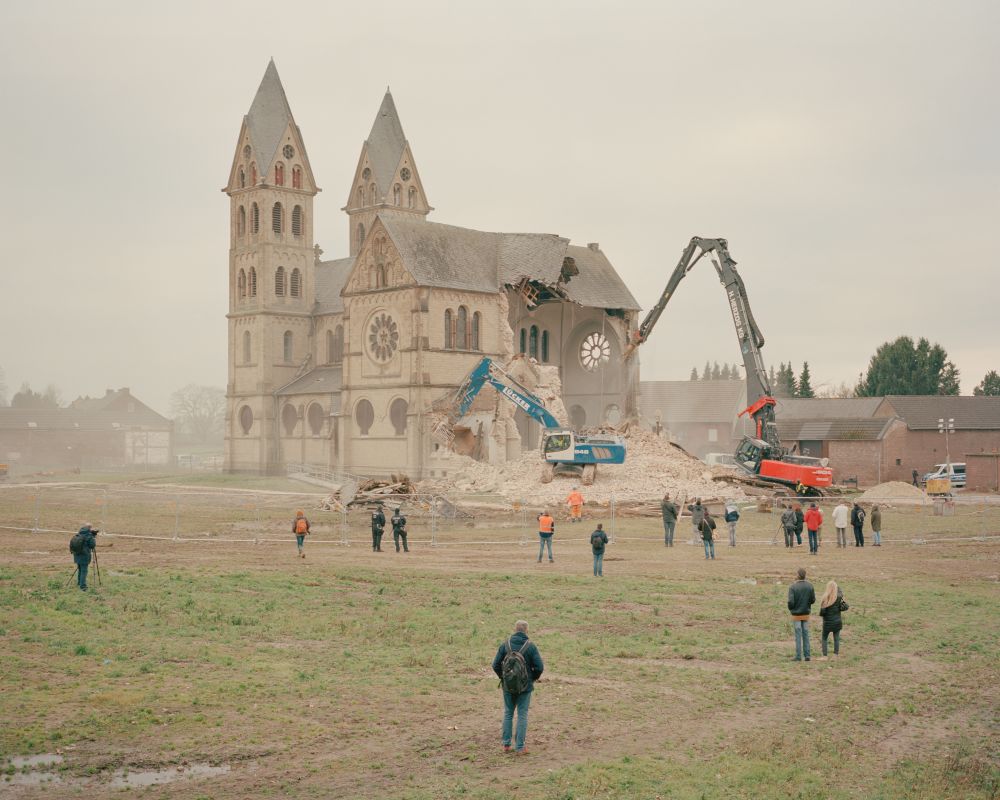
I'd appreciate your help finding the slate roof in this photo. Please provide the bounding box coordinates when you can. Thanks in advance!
[246,60,297,172]
[776,417,897,442]
[0,408,171,431]
[315,257,355,314]
[365,90,407,200]
[773,397,882,420]
[277,368,342,403]
[639,380,747,425]
[881,395,1000,430]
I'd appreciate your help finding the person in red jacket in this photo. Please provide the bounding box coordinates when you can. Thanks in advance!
[803,503,823,555]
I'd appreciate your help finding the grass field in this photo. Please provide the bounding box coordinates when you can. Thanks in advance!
[1,485,998,799]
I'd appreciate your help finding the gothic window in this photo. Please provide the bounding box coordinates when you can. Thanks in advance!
[282,404,297,435]
[250,163,257,185]
[242,330,251,363]
[290,268,301,298]
[326,329,335,363]
[272,202,283,234]
[457,307,469,350]
[444,309,453,349]
[275,163,284,186]
[390,398,408,436]
[292,166,302,189]
[358,186,364,207]
[238,167,245,188]
[408,186,417,208]
[357,222,366,247]
[237,269,247,299]
[541,330,549,362]
[355,399,374,435]
[283,330,293,362]
[237,206,246,237]
[292,205,303,237]
[275,266,286,297]
[393,184,401,206]
[370,183,377,204]
[248,267,257,297]
[307,402,324,435]
[520,328,527,354]
[251,203,260,234]
[334,324,344,362]
[472,312,481,351]
[529,325,539,359]
[239,405,253,434]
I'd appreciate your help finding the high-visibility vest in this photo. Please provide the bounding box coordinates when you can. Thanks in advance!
[538,515,554,533]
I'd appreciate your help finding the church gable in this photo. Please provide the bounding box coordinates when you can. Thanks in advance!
[343,219,416,293]
[385,144,429,213]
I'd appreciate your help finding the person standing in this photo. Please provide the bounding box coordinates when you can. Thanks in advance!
[537,510,555,563]
[832,501,849,549]
[688,499,705,545]
[590,523,609,577]
[661,493,678,547]
[793,503,805,546]
[804,503,823,555]
[371,505,386,552]
[491,620,544,754]
[818,580,849,659]
[781,504,797,548]
[870,504,882,546]
[724,503,740,547]
[787,567,816,662]
[292,509,310,558]
[566,488,584,524]
[851,503,866,547]
[700,511,717,560]
[69,524,98,591]
[391,507,409,553]
[911,468,919,487]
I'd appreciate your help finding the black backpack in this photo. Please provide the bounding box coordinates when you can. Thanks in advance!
[69,533,86,555]
[501,638,532,695]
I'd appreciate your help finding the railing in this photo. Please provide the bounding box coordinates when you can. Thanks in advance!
[285,463,365,488]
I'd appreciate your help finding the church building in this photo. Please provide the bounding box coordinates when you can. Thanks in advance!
[224,61,640,476]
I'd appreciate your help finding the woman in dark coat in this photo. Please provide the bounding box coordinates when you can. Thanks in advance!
[818,580,849,658]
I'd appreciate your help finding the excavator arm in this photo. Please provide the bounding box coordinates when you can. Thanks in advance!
[450,357,562,429]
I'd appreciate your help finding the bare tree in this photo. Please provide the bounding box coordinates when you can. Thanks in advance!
[0,366,7,407]
[170,385,226,444]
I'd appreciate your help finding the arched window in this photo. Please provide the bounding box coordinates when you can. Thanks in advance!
[237,269,246,299]
[408,186,417,208]
[390,398,408,436]
[283,330,293,362]
[292,166,302,189]
[326,329,334,363]
[569,404,587,429]
[307,403,324,435]
[393,184,401,206]
[369,183,377,204]
[272,202,283,234]
[355,399,374,435]
[251,203,260,234]
[248,267,257,297]
[520,328,527,354]
[541,330,549,362]
[457,306,468,350]
[281,403,297,435]
[292,205,303,237]
[275,266,286,297]
[242,330,251,364]
[238,167,245,188]
[239,405,253,434]
[444,309,453,349]
[333,324,343,362]
[357,222,366,247]
[275,163,284,186]
[250,163,257,185]
[529,325,539,359]
[358,186,364,206]
[375,265,388,288]
[290,268,301,297]
[237,206,246,237]
[472,312,481,351]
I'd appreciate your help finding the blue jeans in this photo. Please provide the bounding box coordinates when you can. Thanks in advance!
[663,519,675,546]
[502,689,531,751]
[295,534,305,551]
[792,619,810,660]
[703,539,715,559]
[873,530,881,545]
[593,552,604,576]
[808,530,818,553]
[537,534,553,561]
[76,560,89,589]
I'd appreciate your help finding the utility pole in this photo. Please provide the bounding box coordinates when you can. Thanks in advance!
[938,417,955,466]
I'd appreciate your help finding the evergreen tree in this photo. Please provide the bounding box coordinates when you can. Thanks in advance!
[938,361,961,395]
[711,361,722,380]
[774,363,798,397]
[768,364,777,388]
[11,383,61,409]
[798,362,815,398]
[974,370,1000,396]
[856,336,955,396]
[689,366,699,381]
[702,361,712,381]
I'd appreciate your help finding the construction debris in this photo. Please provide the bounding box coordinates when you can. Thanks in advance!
[857,481,931,504]
[321,474,415,510]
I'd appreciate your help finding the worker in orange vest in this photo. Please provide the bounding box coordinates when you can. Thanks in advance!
[537,511,555,563]
[566,488,584,523]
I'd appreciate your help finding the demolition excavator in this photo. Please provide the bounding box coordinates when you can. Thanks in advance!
[434,356,626,485]
[624,237,833,494]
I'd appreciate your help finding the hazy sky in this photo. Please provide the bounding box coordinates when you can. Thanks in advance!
[1,1,997,415]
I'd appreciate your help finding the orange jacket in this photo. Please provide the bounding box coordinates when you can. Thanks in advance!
[567,491,584,507]
[538,514,555,534]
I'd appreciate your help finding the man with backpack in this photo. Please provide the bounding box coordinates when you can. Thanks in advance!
[371,505,386,552]
[69,524,98,591]
[724,503,740,547]
[590,523,609,577]
[391,507,408,553]
[491,620,544,755]
[292,509,310,558]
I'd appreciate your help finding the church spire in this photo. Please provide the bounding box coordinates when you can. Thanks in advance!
[245,59,296,175]
[365,89,407,200]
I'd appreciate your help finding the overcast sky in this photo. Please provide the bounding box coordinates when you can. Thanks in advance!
[1,1,997,415]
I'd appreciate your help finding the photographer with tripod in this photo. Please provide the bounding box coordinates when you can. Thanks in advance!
[68,524,100,591]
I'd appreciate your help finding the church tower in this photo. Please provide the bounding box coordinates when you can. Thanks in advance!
[224,60,320,472]
[344,90,431,256]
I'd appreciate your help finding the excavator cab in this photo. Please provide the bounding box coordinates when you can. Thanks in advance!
[542,431,574,458]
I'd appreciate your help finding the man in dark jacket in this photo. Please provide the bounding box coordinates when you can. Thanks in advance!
[491,620,544,754]
[391,507,408,552]
[687,499,705,545]
[793,503,805,546]
[590,523,609,577]
[851,503,866,547]
[780,504,797,548]
[371,505,386,552]
[787,568,816,661]
[700,511,717,560]
[70,524,98,591]
[661,493,678,547]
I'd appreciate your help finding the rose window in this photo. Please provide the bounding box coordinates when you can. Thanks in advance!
[368,313,399,362]
[580,332,611,371]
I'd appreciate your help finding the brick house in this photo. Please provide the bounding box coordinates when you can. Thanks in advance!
[639,380,750,459]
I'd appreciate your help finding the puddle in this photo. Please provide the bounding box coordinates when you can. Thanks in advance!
[110,762,231,788]
[6,754,64,769]
[2,754,64,787]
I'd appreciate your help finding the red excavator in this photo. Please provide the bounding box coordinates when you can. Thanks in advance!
[625,237,833,495]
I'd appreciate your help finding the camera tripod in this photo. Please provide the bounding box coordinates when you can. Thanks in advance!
[66,548,101,589]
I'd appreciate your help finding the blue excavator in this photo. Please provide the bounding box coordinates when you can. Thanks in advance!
[435,357,626,485]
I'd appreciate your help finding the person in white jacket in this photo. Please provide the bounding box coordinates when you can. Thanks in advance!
[832,502,850,548]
